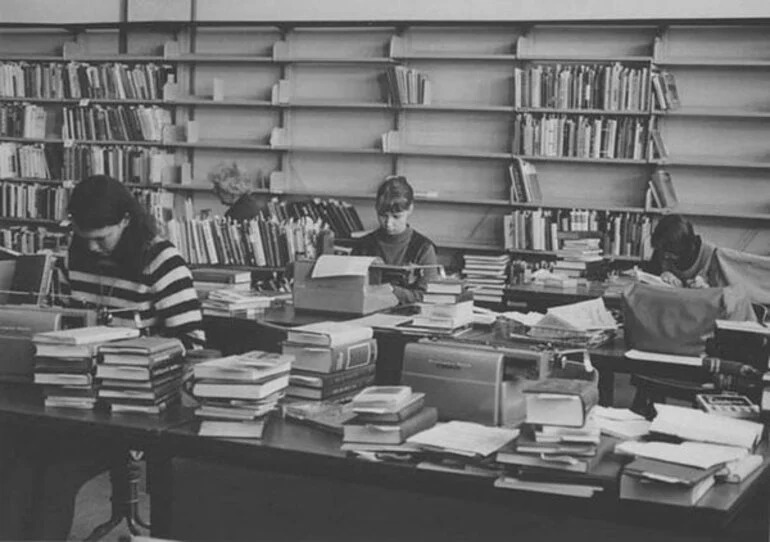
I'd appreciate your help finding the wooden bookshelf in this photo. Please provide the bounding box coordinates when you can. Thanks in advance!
[0,20,768,260]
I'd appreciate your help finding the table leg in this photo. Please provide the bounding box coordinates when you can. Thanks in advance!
[598,368,615,406]
[146,448,173,538]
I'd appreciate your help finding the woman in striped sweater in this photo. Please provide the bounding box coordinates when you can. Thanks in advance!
[0,175,205,540]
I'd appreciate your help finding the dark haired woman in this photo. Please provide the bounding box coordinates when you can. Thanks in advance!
[649,214,770,304]
[352,176,438,304]
[0,175,204,539]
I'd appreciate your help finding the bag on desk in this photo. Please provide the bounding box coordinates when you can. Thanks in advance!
[622,283,756,356]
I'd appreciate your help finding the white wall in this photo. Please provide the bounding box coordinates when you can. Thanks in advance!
[2,0,770,24]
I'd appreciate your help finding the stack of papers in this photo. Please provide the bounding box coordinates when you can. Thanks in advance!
[406,421,519,457]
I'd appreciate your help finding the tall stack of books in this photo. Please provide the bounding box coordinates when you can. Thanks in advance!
[341,386,437,452]
[95,336,186,415]
[462,254,509,305]
[496,377,604,482]
[282,321,377,402]
[411,279,474,331]
[553,235,604,281]
[32,326,141,410]
[191,350,293,438]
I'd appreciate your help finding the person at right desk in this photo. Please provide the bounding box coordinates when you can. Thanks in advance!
[648,214,770,306]
[352,176,439,304]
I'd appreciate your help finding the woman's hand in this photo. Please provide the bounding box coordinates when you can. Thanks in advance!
[686,275,709,289]
[660,271,683,288]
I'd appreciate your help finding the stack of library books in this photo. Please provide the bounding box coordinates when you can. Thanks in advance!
[552,236,604,282]
[617,404,764,506]
[95,336,186,415]
[32,326,141,410]
[462,254,509,305]
[191,350,293,438]
[411,279,473,331]
[495,376,607,495]
[201,288,278,318]
[341,386,437,452]
[282,321,377,402]
[191,267,252,298]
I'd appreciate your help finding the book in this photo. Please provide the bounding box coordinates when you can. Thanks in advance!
[191,267,251,284]
[95,362,183,382]
[285,321,374,348]
[425,279,466,295]
[494,476,602,498]
[287,368,375,400]
[7,253,55,306]
[620,457,718,506]
[281,338,377,374]
[193,374,290,401]
[650,168,678,208]
[98,336,185,366]
[33,356,95,374]
[407,421,520,458]
[342,406,438,445]
[198,419,266,439]
[695,393,760,420]
[523,378,599,428]
[495,443,603,474]
[351,386,414,413]
[192,351,293,382]
[281,400,358,435]
[351,393,426,424]
[34,373,93,386]
[33,326,140,346]
[713,319,770,367]
[650,403,763,450]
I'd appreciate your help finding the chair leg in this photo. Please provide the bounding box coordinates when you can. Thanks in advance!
[85,452,150,541]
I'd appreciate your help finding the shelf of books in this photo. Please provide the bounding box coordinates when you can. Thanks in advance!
[0,20,767,261]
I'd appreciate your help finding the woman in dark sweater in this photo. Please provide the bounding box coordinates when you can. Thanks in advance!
[352,176,438,304]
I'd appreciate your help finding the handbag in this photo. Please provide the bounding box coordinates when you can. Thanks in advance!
[622,282,756,356]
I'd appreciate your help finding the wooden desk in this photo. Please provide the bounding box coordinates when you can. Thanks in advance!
[155,413,770,541]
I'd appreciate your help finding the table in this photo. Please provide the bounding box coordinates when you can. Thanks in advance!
[153,412,770,541]
[504,281,625,312]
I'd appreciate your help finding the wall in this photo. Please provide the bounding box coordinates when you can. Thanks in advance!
[2,0,770,24]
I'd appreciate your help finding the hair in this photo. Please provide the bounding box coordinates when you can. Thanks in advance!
[375,176,414,215]
[651,214,696,255]
[67,175,158,278]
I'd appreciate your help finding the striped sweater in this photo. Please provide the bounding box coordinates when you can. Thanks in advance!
[65,238,205,347]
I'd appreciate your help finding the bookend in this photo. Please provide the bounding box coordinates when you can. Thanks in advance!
[85,451,149,541]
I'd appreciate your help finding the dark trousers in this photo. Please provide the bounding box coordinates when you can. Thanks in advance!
[0,425,116,540]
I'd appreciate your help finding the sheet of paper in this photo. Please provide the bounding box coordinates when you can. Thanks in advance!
[500,311,544,327]
[625,349,703,367]
[344,313,414,329]
[596,418,651,440]
[407,421,519,457]
[716,319,770,335]
[310,255,377,278]
[592,406,646,422]
[547,298,617,331]
[616,441,748,470]
[651,403,763,450]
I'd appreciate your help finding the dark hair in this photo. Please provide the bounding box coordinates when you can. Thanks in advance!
[375,176,414,215]
[68,175,157,278]
[651,214,696,255]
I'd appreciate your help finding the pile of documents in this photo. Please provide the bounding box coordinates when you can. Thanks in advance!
[190,350,293,438]
[32,326,141,410]
[617,404,765,505]
[341,386,437,450]
[462,254,509,305]
[95,336,186,415]
[282,321,377,402]
[410,279,473,331]
[201,288,282,318]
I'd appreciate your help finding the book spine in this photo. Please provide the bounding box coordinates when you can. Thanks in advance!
[332,339,378,372]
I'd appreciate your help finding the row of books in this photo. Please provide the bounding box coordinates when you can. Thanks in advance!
[0,226,70,255]
[507,157,542,203]
[61,105,172,142]
[0,61,174,100]
[62,144,178,185]
[512,113,649,160]
[165,215,326,268]
[0,103,47,139]
[378,65,432,106]
[0,181,72,220]
[513,63,652,111]
[263,197,365,240]
[503,209,654,259]
[0,142,54,179]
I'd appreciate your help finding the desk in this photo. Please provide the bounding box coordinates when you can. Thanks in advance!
[155,413,770,542]
[504,281,624,312]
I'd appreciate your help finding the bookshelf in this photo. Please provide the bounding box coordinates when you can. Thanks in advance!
[0,20,767,263]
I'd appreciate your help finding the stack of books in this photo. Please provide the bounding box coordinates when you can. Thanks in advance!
[95,336,186,415]
[342,386,437,451]
[201,288,278,318]
[282,321,377,402]
[32,326,141,410]
[462,254,509,305]
[191,350,293,438]
[191,267,252,298]
[552,235,604,282]
[411,279,473,331]
[496,377,605,481]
